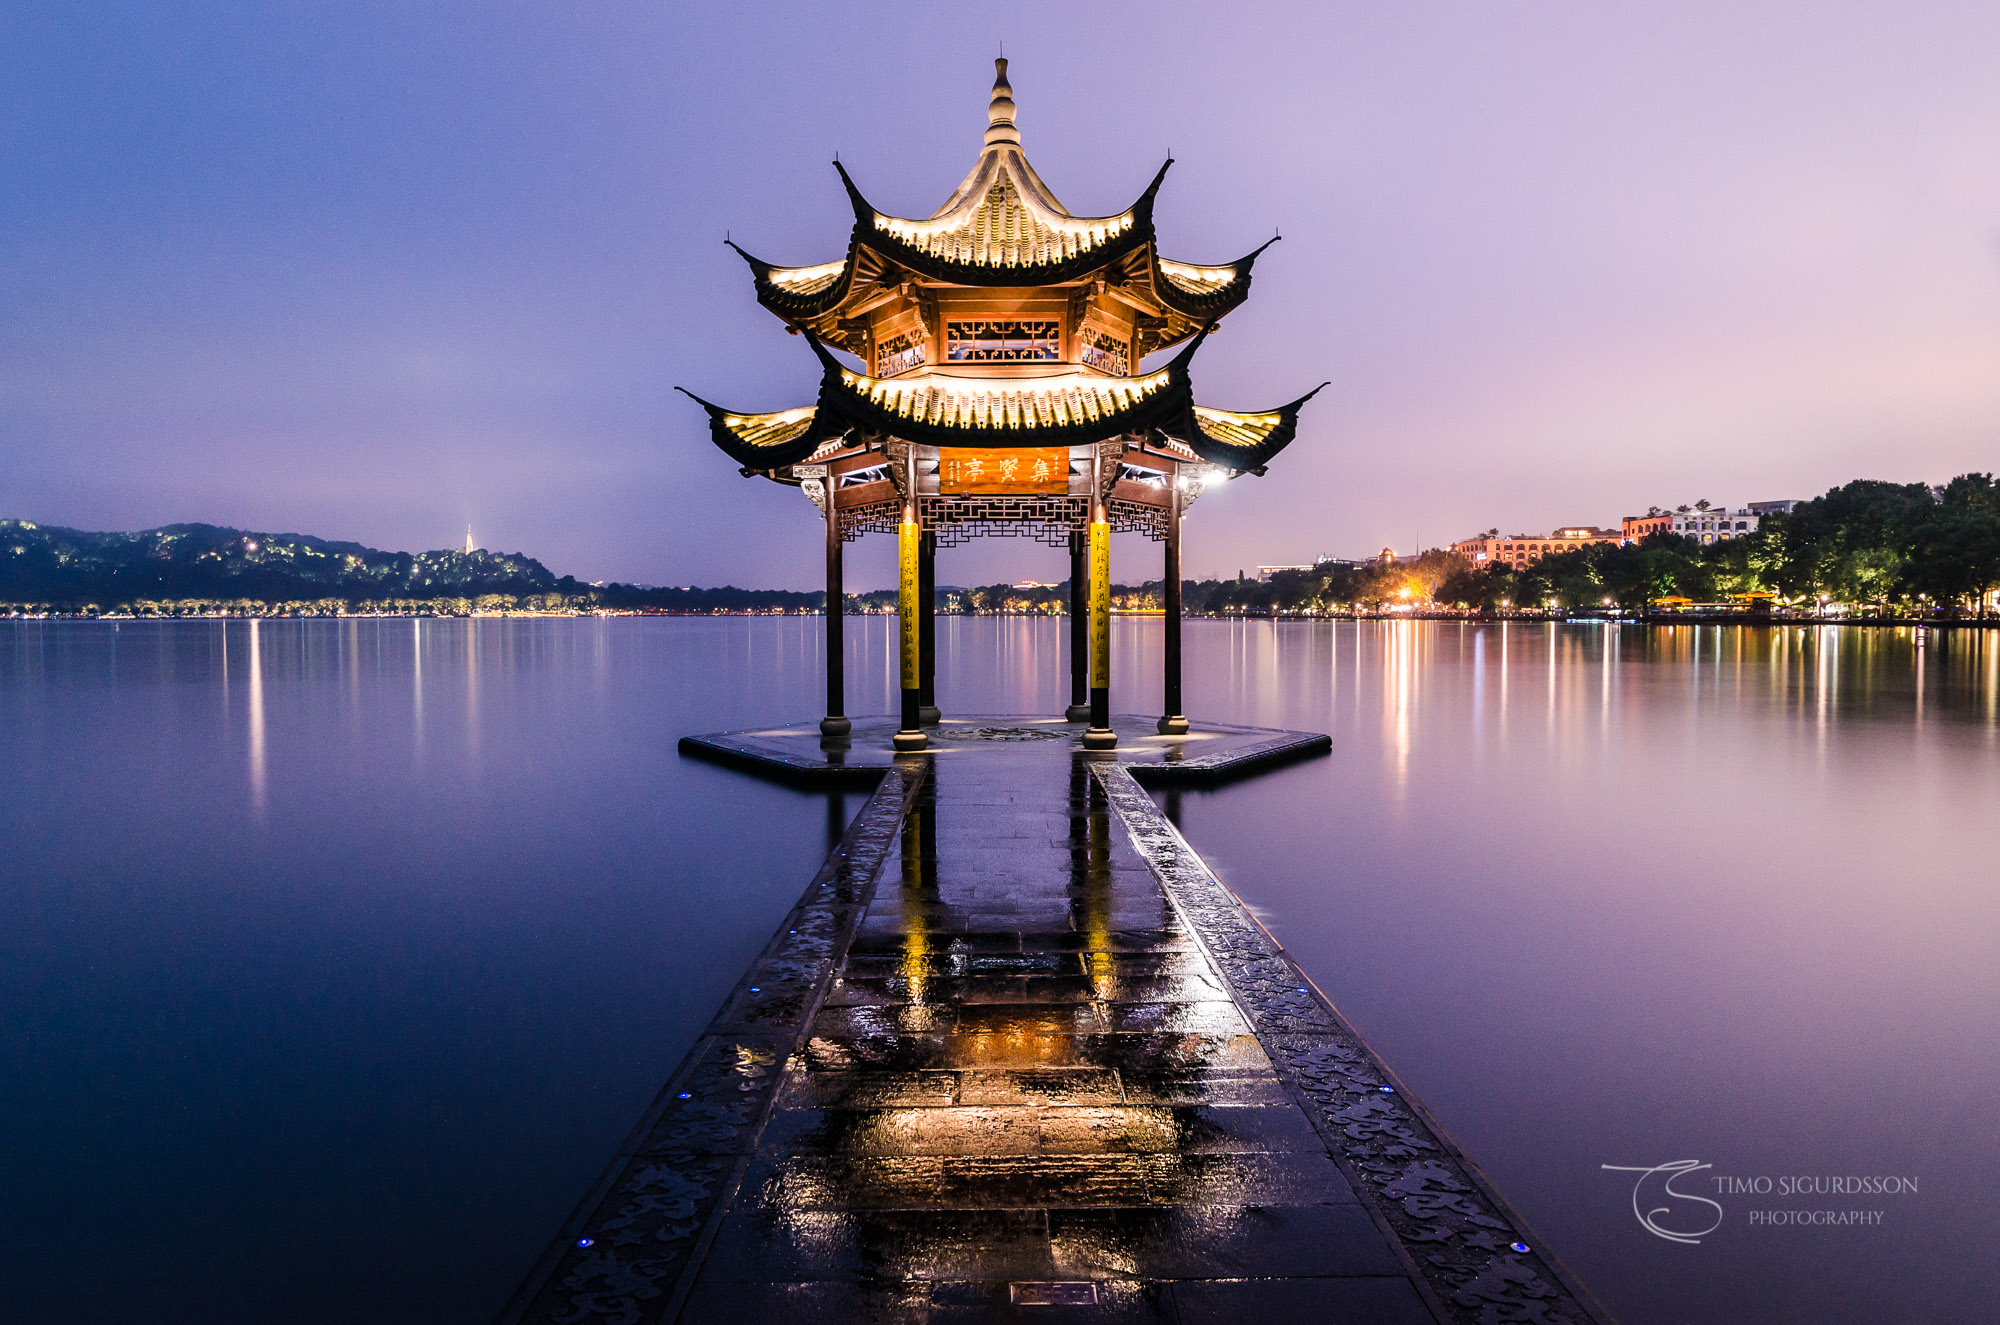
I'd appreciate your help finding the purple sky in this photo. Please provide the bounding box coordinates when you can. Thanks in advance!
[5,2,1997,589]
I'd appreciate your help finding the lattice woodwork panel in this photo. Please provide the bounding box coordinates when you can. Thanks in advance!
[1107,497,1169,542]
[874,331,925,377]
[837,492,1161,545]
[945,319,1061,362]
[1079,326,1129,376]
[838,498,902,543]
[921,494,1085,549]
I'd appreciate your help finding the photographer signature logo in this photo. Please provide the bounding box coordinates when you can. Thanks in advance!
[1601,1160,1726,1244]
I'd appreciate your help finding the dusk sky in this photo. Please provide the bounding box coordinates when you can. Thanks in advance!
[5,2,1998,590]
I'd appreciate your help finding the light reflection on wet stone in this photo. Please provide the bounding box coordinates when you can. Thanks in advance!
[511,742,1599,1324]
[685,751,1435,1321]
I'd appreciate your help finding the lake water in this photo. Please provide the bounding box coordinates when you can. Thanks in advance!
[2,617,1994,1323]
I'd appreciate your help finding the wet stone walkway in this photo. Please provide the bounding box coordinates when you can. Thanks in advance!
[502,746,1605,1324]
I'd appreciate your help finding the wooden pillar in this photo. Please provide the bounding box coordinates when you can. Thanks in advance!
[918,529,939,724]
[820,472,849,738]
[1083,450,1118,750]
[893,451,927,752]
[1157,478,1188,734]
[1066,530,1089,721]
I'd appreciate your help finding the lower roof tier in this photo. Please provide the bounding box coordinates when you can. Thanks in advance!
[681,337,1324,474]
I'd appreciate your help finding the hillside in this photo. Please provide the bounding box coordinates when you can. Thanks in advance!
[0,520,578,611]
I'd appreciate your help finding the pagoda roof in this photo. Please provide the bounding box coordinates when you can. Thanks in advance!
[1151,239,1278,318]
[673,396,846,470]
[682,326,1326,474]
[1178,389,1328,473]
[832,153,1166,288]
[727,61,1267,337]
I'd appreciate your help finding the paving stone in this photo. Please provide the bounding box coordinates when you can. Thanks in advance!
[1139,1151,1358,1206]
[697,1206,1055,1282]
[778,1069,960,1110]
[957,1067,1125,1107]
[1169,1275,1437,1325]
[1050,1204,1407,1279]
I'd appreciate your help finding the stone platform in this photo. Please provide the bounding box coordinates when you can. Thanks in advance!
[678,715,1331,787]
[499,744,1606,1325]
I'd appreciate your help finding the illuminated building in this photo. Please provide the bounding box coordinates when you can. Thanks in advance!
[1451,527,1622,569]
[1671,507,1760,544]
[686,60,1323,751]
[1621,513,1671,541]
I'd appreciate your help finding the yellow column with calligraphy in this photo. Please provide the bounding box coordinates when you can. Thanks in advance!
[899,520,921,692]
[893,517,926,749]
[1083,516,1117,748]
[1089,520,1110,691]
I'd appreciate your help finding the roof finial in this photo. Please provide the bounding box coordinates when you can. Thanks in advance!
[984,57,1019,149]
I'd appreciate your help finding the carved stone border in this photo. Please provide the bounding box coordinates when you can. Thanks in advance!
[1091,761,1614,1325]
[496,764,926,1325]
[1121,729,1330,786]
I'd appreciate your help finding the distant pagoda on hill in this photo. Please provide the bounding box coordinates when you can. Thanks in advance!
[684,59,1324,751]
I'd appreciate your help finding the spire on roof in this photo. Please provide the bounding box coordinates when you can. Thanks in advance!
[984,57,1019,148]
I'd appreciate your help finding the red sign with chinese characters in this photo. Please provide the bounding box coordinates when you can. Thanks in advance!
[937,447,1070,496]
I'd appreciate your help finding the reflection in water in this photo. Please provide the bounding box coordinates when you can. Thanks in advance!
[412,617,424,761]
[897,781,932,1009]
[1383,619,1416,792]
[1164,620,2000,1325]
[247,618,265,813]
[1070,760,1113,988]
[824,789,848,858]
[6,617,2000,1325]
[751,745,1312,1287]
[1545,622,1558,734]
[0,617,866,1323]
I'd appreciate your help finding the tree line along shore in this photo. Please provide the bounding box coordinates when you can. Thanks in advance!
[6,476,1997,621]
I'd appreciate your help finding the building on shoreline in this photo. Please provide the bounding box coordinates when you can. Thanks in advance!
[1672,506,1759,544]
[1445,499,1801,565]
[1254,554,1341,581]
[1450,526,1621,569]
[1621,512,1672,540]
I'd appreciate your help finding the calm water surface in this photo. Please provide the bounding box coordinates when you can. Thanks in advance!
[2,618,1994,1323]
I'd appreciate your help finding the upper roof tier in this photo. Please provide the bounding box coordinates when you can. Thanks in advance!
[728,60,1272,349]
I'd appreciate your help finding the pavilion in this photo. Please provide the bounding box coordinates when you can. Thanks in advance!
[684,59,1324,752]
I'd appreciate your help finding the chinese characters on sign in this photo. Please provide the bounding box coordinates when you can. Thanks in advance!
[938,448,1071,495]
